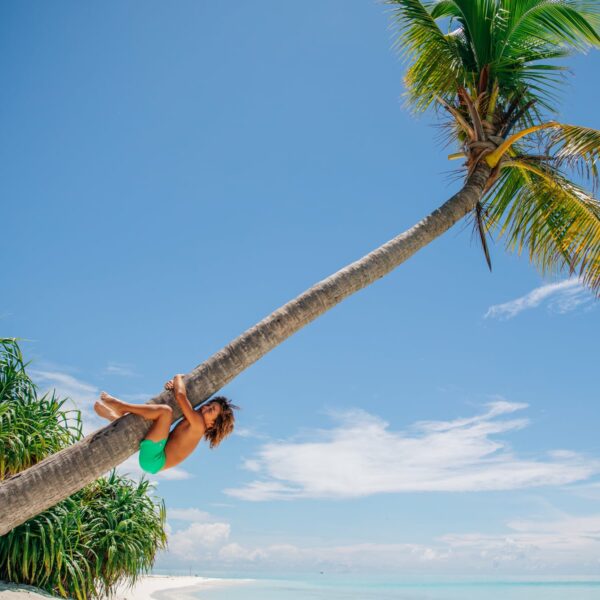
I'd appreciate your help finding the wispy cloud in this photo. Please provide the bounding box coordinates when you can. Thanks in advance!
[168,508,213,522]
[562,480,600,501]
[225,402,598,501]
[215,541,446,569]
[485,279,592,320]
[159,506,600,574]
[234,426,269,440]
[161,509,443,570]
[104,362,138,377]
[31,369,98,400]
[30,368,102,432]
[440,513,600,569]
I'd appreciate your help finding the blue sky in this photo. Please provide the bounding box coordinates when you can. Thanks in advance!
[2,1,600,578]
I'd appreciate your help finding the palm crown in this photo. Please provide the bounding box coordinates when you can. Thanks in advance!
[391,0,600,291]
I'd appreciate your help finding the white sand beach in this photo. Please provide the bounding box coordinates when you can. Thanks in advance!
[112,575,248,600]
[0,575,249,600]
[0,582,55,599]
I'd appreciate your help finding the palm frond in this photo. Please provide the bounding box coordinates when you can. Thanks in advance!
[429,0,462,20]
[423,0,599,116]
[495,43,571,114]
[486,160,600,292]
[498,0,600,59]
[445,0,500,68]
[473,201,494,270]
[436,94,475,139]
[548,124,600,190]
[458,86,488,141]
[389,0,467,111]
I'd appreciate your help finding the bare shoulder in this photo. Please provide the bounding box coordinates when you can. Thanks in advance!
[171,417,204,437]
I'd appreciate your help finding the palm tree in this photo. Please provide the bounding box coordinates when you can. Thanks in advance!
[1,0,599,534]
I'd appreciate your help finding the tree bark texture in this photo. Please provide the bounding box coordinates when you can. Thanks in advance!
[0,163,491,534]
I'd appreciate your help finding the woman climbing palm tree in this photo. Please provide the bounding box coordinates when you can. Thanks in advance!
[94,376,237,474]
[1,0,599,533]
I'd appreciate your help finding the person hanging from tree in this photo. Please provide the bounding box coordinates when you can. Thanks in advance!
[94,375,238,474]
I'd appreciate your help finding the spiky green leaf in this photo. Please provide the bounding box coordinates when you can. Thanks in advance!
[549,124,600,189]
[486,160,600,291]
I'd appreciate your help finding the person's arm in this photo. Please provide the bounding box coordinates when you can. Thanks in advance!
[165,374,206,431]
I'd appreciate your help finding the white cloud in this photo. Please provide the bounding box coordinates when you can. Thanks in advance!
[162,517,446,571]
[440,513,600,568]
[168,508,213,522]
[218,543,267,562]
[162,535,458,572]
[105,362,138,377]
[159,504,600,574]
[162,508,235,562]
[215,541,442,568]
[508,514,600,535]
[161,498,443,570]
[168,522,232,557]
[175,521,600,573]
[31,369,98,399]
[563,481,600,501]
[234,426,268,440]
[31,368,102,432]
[225,402,598,501]
[485,279,592,320]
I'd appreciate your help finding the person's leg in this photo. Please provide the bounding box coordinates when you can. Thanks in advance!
[94,401,119,422]
[97,392,173,442]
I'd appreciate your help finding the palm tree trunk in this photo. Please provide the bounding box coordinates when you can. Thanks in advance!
[0,163,491,535]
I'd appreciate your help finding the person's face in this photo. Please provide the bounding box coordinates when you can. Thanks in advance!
[200,401,222,428]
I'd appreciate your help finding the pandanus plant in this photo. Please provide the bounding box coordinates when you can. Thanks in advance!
[0,339,166,599]
[1,0,599,534]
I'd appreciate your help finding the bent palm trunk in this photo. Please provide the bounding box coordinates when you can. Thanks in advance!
[0,163,491,534]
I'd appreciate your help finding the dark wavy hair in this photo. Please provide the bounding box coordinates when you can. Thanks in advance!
[204,396,239,448]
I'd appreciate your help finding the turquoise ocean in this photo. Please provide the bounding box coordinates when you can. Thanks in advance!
[161,576,600,600]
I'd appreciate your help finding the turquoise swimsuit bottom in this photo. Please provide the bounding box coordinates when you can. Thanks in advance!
[139,438,167,474]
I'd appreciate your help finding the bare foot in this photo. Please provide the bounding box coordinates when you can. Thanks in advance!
[94,401,119,422]
[99,391,127,417]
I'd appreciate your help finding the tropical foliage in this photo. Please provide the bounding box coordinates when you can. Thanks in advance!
[0,338,167,599]
[0,338,82,479]
[391,0,600,290]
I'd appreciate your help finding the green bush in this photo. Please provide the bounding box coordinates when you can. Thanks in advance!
[0,338,167,599]
[0,338,82,479]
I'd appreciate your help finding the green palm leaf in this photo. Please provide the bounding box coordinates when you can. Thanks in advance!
[549,124,600,188]
[389,1,600,289]
[393,0,599,118]
[487,160,600,290]
[440,0,500,68]
[497,0,600,58]
[390,0,467,110]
